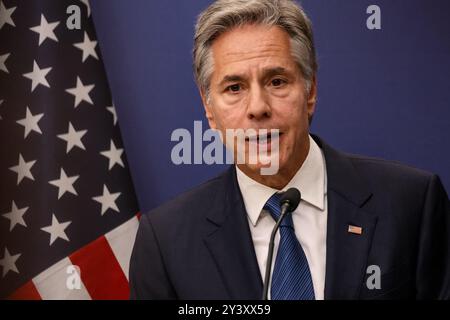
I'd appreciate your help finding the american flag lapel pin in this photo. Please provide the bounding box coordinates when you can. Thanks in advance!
[348,225,363,235]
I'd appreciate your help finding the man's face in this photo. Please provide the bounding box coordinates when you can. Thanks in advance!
[202,24,316,178]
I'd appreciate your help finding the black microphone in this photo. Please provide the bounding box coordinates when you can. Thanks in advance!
[262,187,301,300]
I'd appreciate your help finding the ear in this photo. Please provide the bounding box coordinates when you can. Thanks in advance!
[306,75,317,117]
[200,89,217,130]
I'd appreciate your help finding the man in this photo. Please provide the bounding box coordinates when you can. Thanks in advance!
[129,0,450,299]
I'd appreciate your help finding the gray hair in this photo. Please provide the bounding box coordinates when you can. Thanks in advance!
[193,0,318,101]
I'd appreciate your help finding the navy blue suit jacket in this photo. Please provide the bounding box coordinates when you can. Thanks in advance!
[129,135,450,299]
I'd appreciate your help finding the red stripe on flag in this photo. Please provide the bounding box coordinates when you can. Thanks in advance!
[8,281,41,300]
[69,236,129,300]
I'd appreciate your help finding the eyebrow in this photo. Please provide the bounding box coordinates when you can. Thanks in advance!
[217,67,292,87]
[218,74,246,87]
[261,67,290,80]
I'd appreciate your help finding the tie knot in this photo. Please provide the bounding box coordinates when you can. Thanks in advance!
[263,192,294,228]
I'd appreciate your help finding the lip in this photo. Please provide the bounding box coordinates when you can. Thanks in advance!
[245,131,283,142]
[245,132,283,153]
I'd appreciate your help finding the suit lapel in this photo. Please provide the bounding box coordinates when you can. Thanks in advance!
[203,166,263,299]
[324,190,378,299]
[312,135,378,299]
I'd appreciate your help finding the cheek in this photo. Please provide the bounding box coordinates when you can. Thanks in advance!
[274,95,308,126]
[211,102,247,130]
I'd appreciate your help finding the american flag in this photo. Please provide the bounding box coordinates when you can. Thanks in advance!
[0,0,140,299]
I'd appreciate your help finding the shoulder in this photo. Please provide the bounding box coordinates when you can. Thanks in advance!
[343,152,441,207]
[314,134,436,195]
[140,167,232,230]
[347,153,433,184]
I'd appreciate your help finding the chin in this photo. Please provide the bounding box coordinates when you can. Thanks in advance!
[238,151,286,177]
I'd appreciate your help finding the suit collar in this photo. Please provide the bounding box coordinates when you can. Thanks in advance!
[312,134,373,208]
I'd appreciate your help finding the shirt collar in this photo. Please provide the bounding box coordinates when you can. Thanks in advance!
[236,135,327,226]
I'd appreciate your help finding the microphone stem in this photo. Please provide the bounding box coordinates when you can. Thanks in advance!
[262,202,290,300]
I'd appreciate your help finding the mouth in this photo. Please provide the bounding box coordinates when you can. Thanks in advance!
[245,131,283,143]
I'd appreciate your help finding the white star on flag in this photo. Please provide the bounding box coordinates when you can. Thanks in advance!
[30,14,59,46]
[57,122,87,153]
[92,185,121,215]
[48,168,79,199]
[16,106,44,138]
[74,31,98,62]
[0,248,21,278]
[2,201,28,232]
[80,0,91,17]
[100,140,124,170]
[0,52,9,73]
[0,1,16,30]
[41,214,72,246]
[9,154,36,185]
[23,60,52,92]
[107,104,118,126]
[65,76,95,108]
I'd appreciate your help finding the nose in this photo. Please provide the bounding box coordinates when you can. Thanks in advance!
[246,85,271,120]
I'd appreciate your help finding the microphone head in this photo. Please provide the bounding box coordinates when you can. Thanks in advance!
[280,188,301,212]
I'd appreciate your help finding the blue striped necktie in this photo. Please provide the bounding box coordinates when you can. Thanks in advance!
[264,192,315,300]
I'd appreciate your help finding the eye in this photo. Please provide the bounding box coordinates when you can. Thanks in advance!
[270,78,286,87]
[226,84,241,93]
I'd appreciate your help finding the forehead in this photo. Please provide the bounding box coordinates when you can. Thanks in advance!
[210,24,296,76]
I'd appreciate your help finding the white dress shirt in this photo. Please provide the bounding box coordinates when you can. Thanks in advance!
[236,135,328,299]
